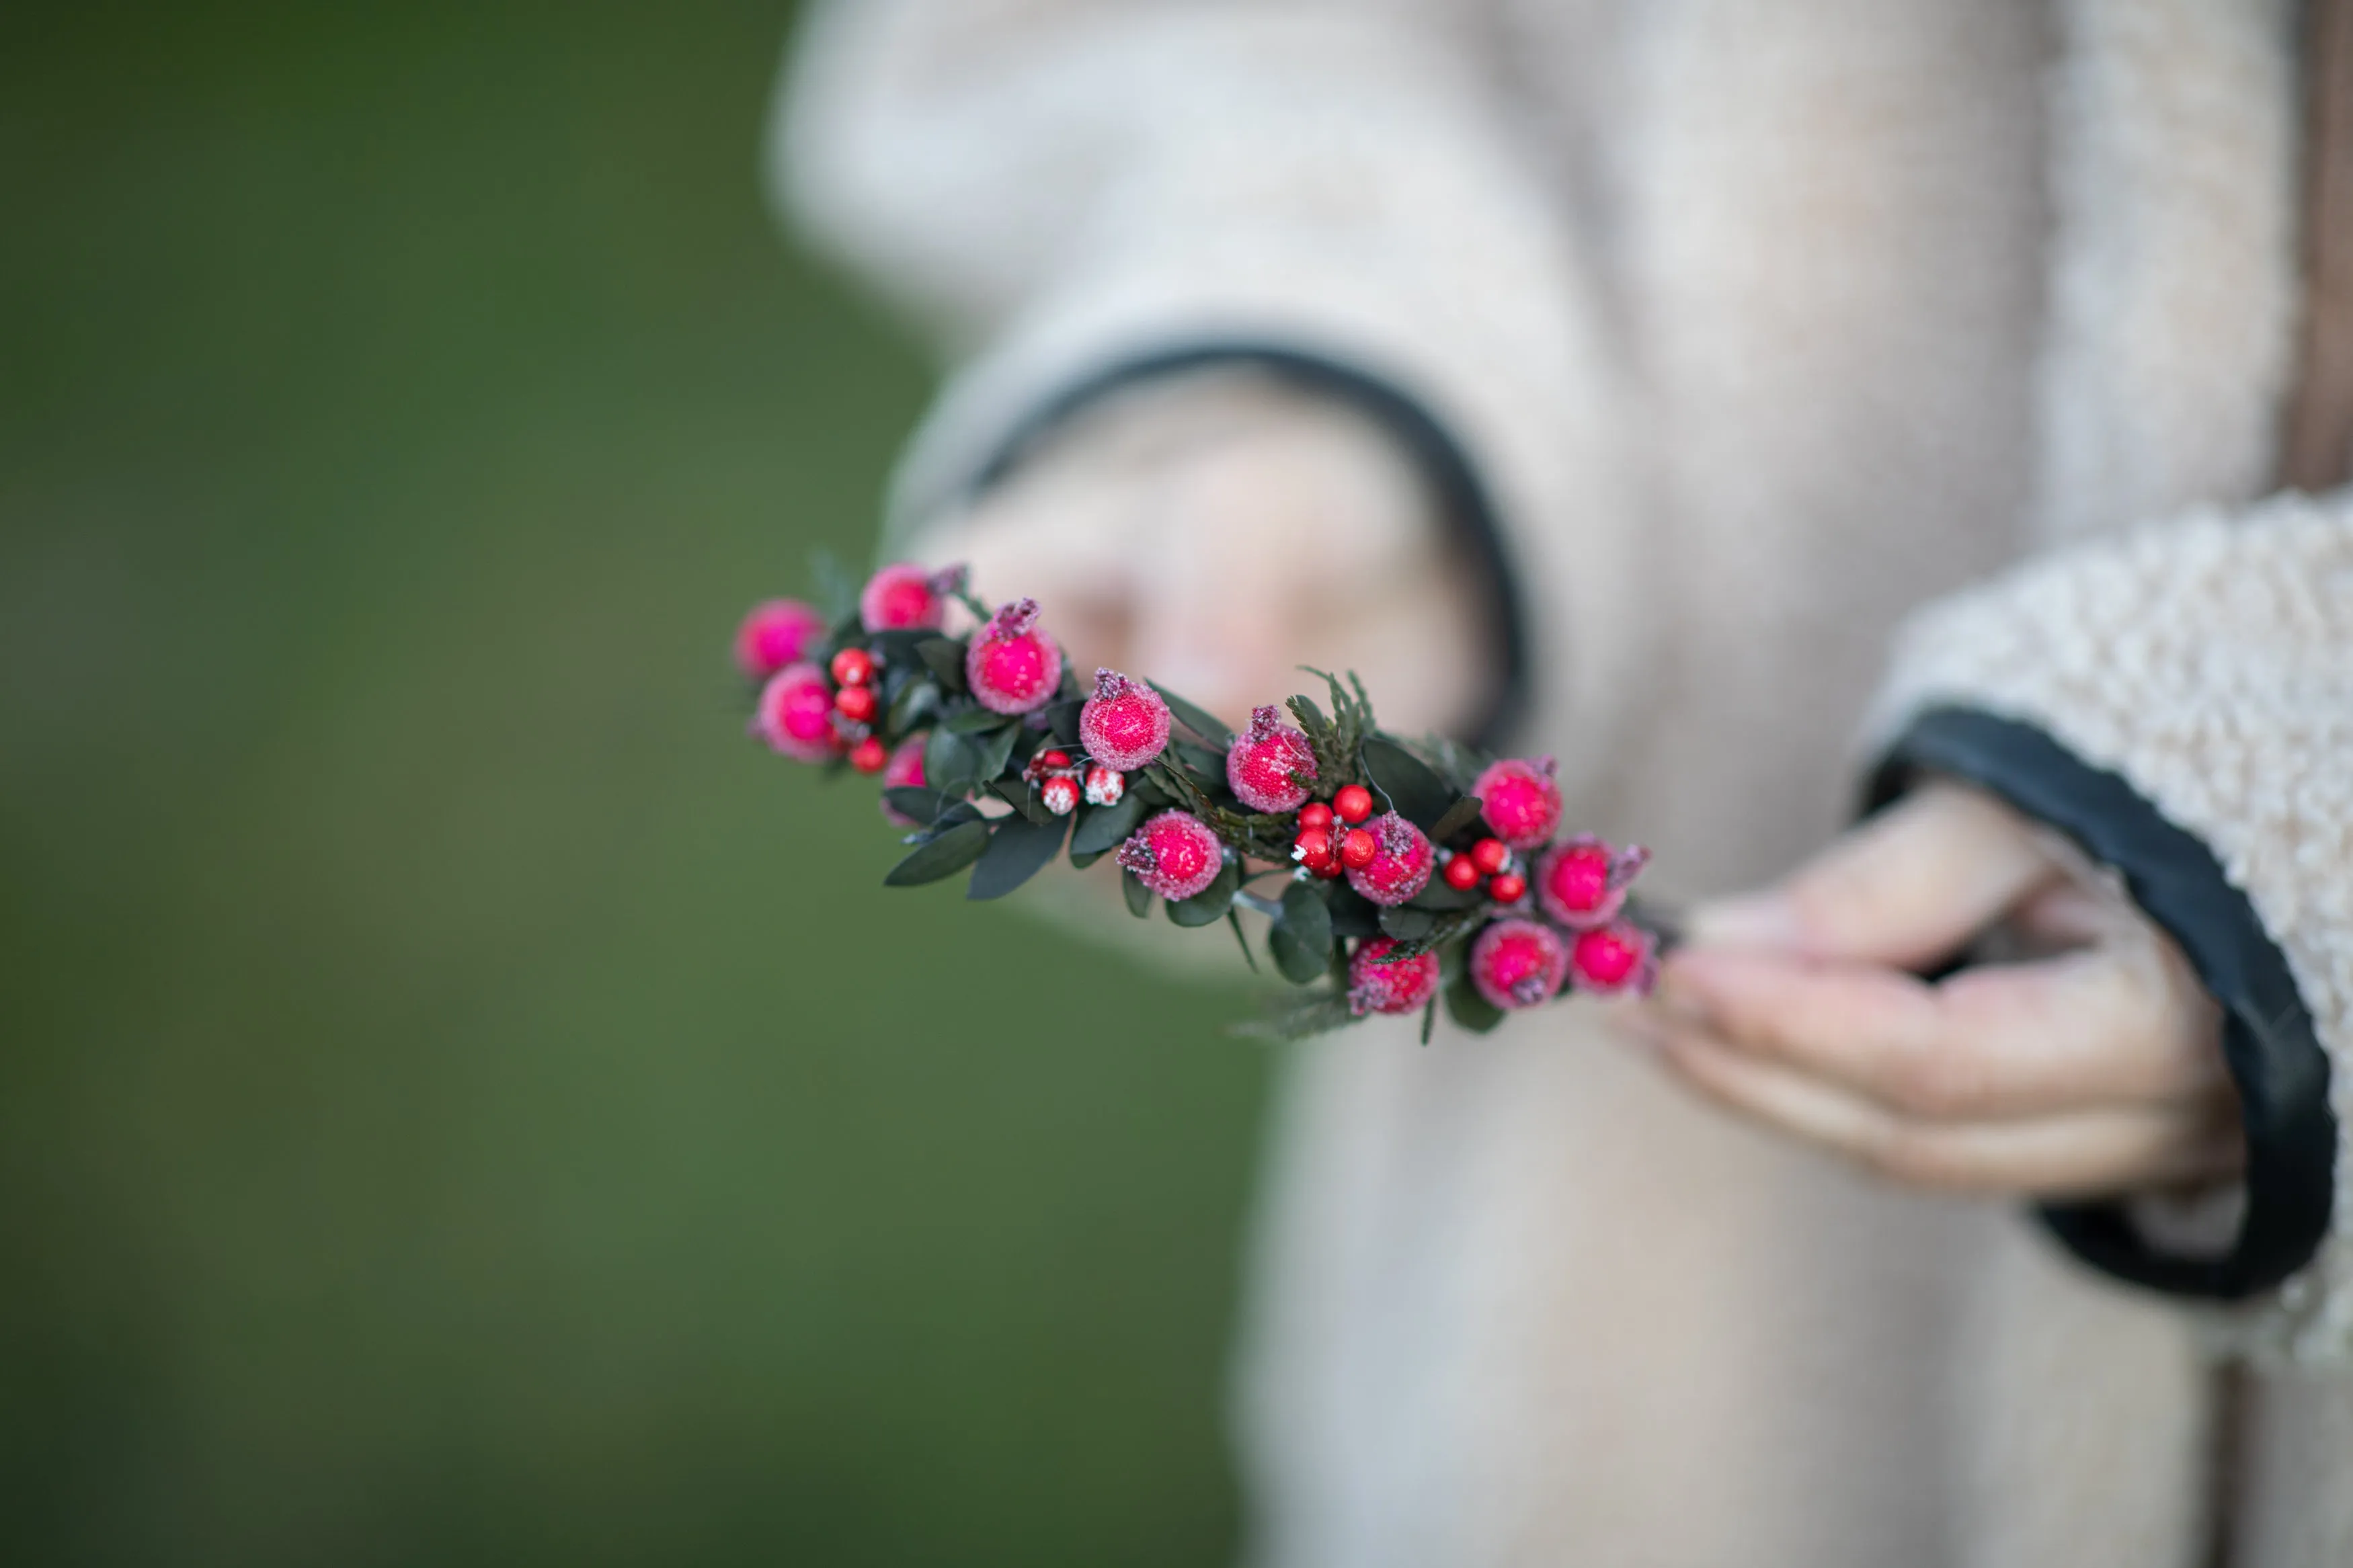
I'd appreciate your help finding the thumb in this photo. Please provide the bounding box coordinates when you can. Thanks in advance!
[1686,781,2059,968]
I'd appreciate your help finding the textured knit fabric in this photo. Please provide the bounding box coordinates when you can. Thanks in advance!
[776,1,2353,1562]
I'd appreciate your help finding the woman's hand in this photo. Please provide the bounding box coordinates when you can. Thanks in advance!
[1622,782,2244,1198]
[909,374,1488,737]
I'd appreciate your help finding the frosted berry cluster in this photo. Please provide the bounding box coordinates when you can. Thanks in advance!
[733,563,1660,1040]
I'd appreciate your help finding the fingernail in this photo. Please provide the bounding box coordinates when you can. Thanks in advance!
[1684,891,1804,951]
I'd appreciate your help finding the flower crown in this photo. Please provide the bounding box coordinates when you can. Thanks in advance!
[735,561,1662,1039]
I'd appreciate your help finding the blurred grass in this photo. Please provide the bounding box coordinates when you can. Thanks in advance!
[0,5,1263,1563]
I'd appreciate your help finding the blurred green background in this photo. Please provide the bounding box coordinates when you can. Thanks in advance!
[1,5,1265,1563]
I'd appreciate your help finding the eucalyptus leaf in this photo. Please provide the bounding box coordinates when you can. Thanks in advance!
[1122,868,1153,918]
[1068,847,1107,870]
[1325,884,1381,939]
[1429,794,1487,845]
[924,728,981,794]
[1361,737,1453,829]
[916,636,967,692]
[945,708,1006,735]
[1268,921,1326,985]
[1228,989,1355,1042]
[882,819,992,886]
[1378,905,1435,943]
[1069,792,1146,856]
[881,786,945,827]
[1164,859,1239,927]
[1278,880,1334,961]
[1046,699,1084,746]
[986,779,1055,825]
[811,548,859,622]
[1408,878,1486,912]
[966,813,1068,901]
[1149,682,1234,747]
[1444,967,1505,1034]
[870,630,931,666]
[885,677,939,735]
[975,720,1023,783]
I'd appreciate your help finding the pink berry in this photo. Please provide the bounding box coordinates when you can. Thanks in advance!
[733,598,826,679]
[1116,810,1225,901]
[1472,756,1563,852]
[1570,919,1658,996]
[1078,668,1172,771]
[752,662,839,761]
[1084,765,1125,807]
[1347,937,1441,1017]
[1226,705,1318,811]
[879,735,930,825]
[1535,835,1650,929]
[1345,812,1433,906]
[1469,919,1569,1010]
[1040,775,1080,816]
[964,598,1064,715]
[859,562,953,633]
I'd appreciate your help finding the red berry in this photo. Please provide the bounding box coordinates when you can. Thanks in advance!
[1313,859,1344,880]
[1117,810,1224,901]
[965,598,1064,715]
[1488,872,1527,904]
[1469,919,1569,1010]
[1443,854,1483,891]
[1292,827,1333,866]
[1347,937,1441,1017]
[753,663,839,761]
[1040,749,1071,770]
[830,647,875,687]
[1226,704,1318,812]
[879,735,930,825]
[1083,764,1125,807]
[1298,802,1334,832]
[1345,812,1434,906]
[1334,784,1374,825]
[1472,756,1563,852]
[734,598,826,679]
[1470,837,1510,875]
[848,736,888,774]
[1078,668,1172,771]
[1536,836,1650,929]
[834,684,878,723]
[1339,828,1378,870]
[1570,919,1657,995]
[1039,775,1080,816]
[859,562,950,634]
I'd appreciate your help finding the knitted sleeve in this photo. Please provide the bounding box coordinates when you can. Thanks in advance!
[1864,492,2353,1364]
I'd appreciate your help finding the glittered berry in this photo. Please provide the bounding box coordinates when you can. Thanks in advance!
[1078,668,1171,770]
[752,662,840,761]
[1536,835,1650,929]
[848,736,888,774]
[1570,919,1657,996]
[830,647,875,688]
[1345,812,1433,905]
[1443,853,1483,891]
[1226,705,1318,812]
[735,598,827,679]
[1469,837,1510,876]
[1347,938,1442,1017]
[1472,756,1563,852]
[1470,918,1569,1010]
[1040,775,1080,816]
[1334,784,1373,825]
[879,735,930,825]
[834,684,878,723]
[1117,809,1224,901]
[1292,827,1334,868]
[1084,765,1125,807]
[1488,872,1527,904]
[1339,828,1377,870]
[965,598,1063,714]
[1298,802,1334,833]
[859,561,955,633]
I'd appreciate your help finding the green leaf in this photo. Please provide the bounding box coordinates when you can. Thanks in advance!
[1164,859,1239,927]
[1378,906,1435,943]
[1150,682,1234,747]
[882,786,945,827]
[1122,868,1153,918]
[1069,792,1146,856]
[1267,921,1318,985]
[1068,847,1107,870]
[986,779,1055,825]
[811,547,860,622]
[1228,989,1356,1041]
[1361,737,1454,829]
[883,819,992,886]
[1429,794,1487,845]
[916,636,967,692]
[1444,967,1505,1034]
[975,720,1023,783]
[924,728,982,795]
[967,813,1068,901]
[945,707,1006,735]
[1408,877,1486,912]
[1421,995,1437,1045]
[1278,880,1334,961]
[885,676,939,735]
[1046,698,1084,746]
[869,629,931,667]
[1286,692,1328,735]
[1325,884,1381,939]
[1227,909,1260,972]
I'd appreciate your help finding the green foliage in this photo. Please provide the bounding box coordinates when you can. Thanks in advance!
[883,818,992,886]
[967,813,1068,901]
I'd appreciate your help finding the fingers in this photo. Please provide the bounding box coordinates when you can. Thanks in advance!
[1689,782,2058,968]
[1626,1012,2243,1199]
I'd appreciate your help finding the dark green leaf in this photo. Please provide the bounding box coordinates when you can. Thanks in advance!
[1069,792,1146,856]
[1267,921,1325,985]
[1429,794,1487,845]
[882,786,945,827]
[1408,877,1486,912]
[967,813,1068,901]
[1361,737,1454,829]
[1325,884,1381,939]
[1170,737,1227,779]
[924,728,982,794]
[1122,868,1153,918]
[1420,995,1437,1045]
[975,720,1023,782]
[885,676,939,735]
[1444,967,1505,1033]
[1068,847,1107,870]
[945,707,1006,735]
[1278,881,1334,961]
[1228,989,1356,1041]
[1378,906,1435,942]
[986,779,1055,825]
[1150,682,1234,747]
[811,547,859,622]
[1164,859,1239,927]
[883,819,992,886]
[916,636,967,692]
[1046,698,1084,745]
[1227,909,1259,972]
[869,629,931,666]
[1129,775,1176,811]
